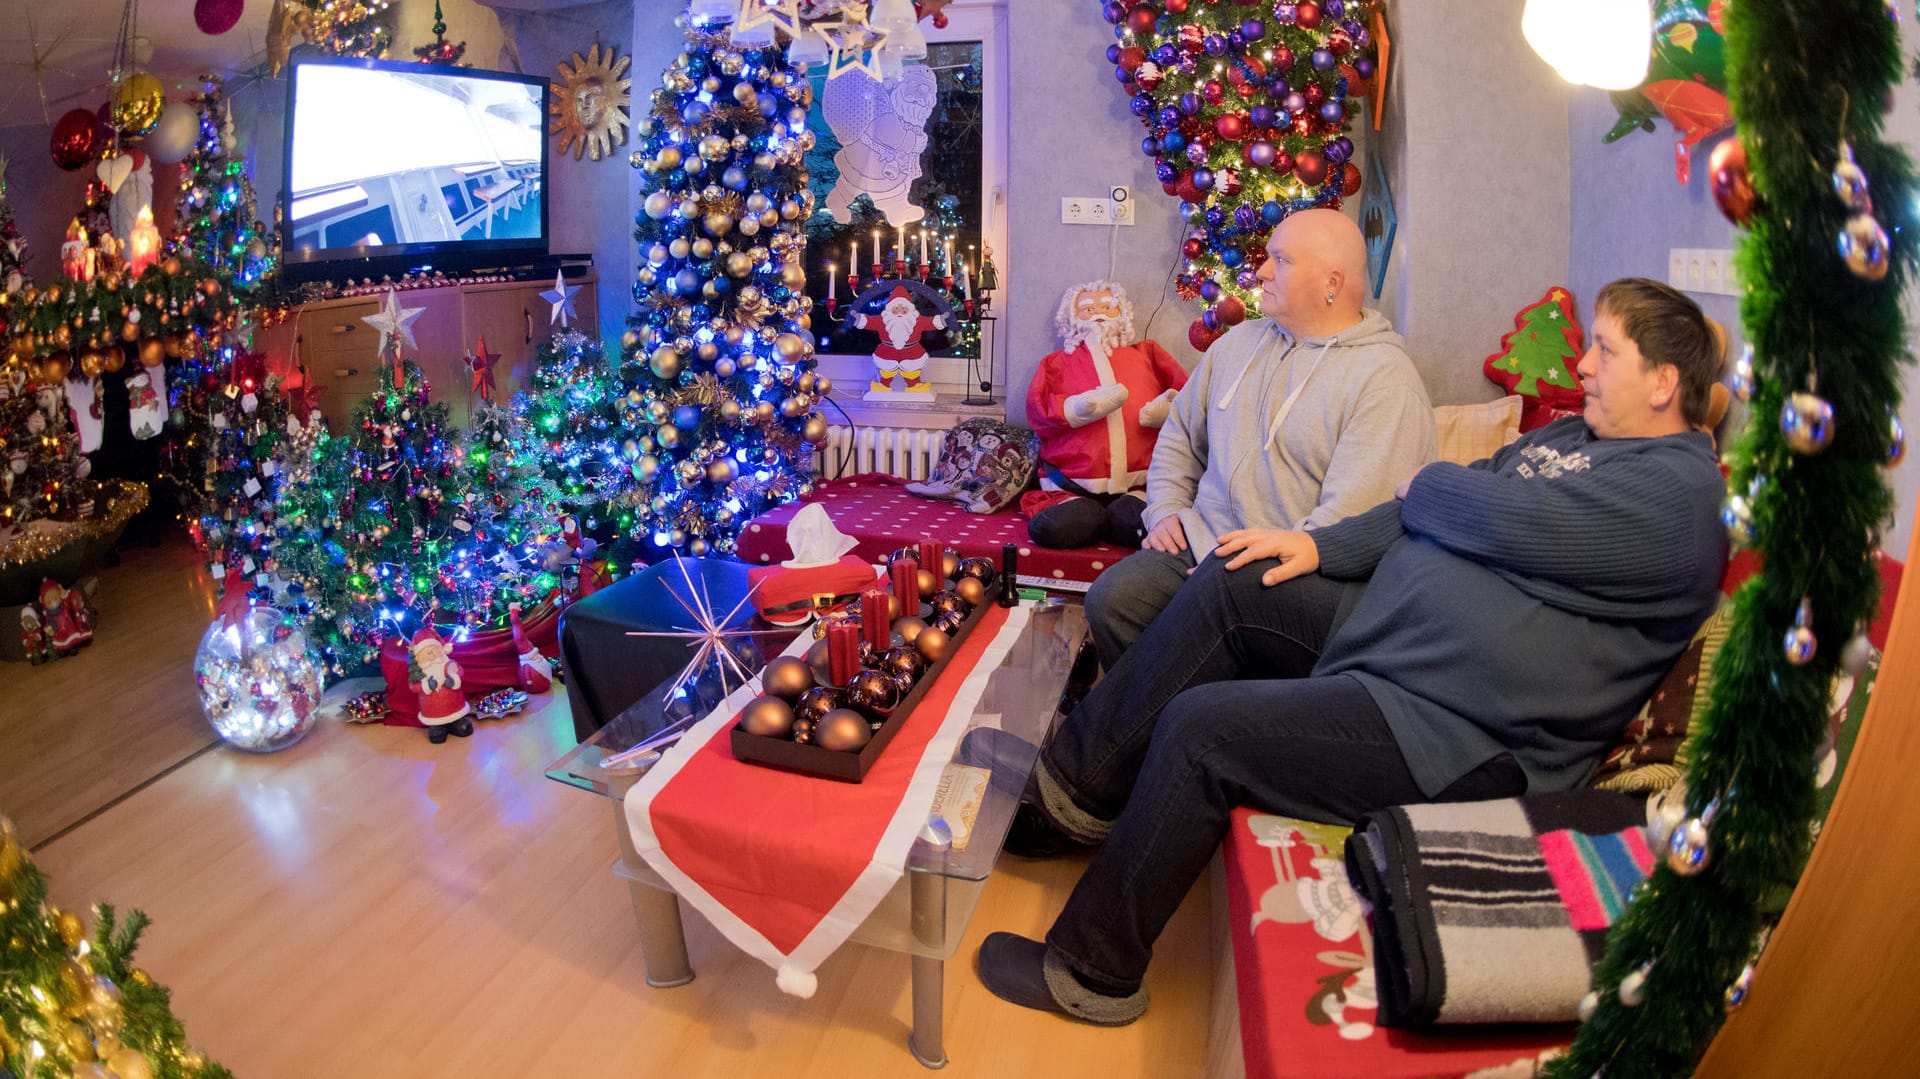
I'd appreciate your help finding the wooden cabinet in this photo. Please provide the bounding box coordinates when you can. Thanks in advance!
[255,273,601,428]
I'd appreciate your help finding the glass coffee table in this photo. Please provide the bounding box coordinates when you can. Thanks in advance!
[546,599,1092,1069]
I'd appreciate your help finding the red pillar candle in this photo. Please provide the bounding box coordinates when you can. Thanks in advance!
[827,620,861,686]
[917,539,943,577]
[861,587,890,652]
[890,556,920,614]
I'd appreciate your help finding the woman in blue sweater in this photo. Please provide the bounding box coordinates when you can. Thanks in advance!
[976,278,1730,1026]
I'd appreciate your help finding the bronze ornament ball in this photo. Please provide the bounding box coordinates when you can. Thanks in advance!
[953,577,987,607]
[805,638,833,683]
[932,609,966,635]
[892,615,929,644]
[929,591,966,619]
[956,557,998,588]
[816,708,874,752]
[881,646,925,684]
[915,626,951,663]
[941,550,961,579]
[795,685,842,724]
[793,717,816,745]
[740,695,795,738]
[845,669,901,719]
[917,569,940,599]
[761,656,815,700]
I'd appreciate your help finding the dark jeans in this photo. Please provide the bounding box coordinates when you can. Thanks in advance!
[1028,493,1146,550]
[1038,557,1528,992]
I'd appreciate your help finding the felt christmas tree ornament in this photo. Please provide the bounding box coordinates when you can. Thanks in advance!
[1485,286,1586,431]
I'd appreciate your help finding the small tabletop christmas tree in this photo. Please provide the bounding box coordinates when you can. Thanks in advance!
[172,75,277,299]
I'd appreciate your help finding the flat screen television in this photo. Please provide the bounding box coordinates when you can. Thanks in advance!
[280,57,550,284]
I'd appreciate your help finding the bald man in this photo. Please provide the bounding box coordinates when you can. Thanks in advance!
[1084,209,1436,669]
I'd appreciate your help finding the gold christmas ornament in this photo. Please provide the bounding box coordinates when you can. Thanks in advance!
[802,414,829,443]
[54,908,86,947]
[816,707,874,751]
[740,695,796,737]
[550,43,633,161]
[1838,213,1890,281]
[110,72,165,135]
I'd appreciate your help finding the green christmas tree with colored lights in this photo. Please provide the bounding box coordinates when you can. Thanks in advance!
[171,75,276,298]
[509,329,637,549]
[619,14,826,558]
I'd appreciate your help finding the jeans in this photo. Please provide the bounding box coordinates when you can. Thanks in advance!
[1083,546,1195,670]
[1027,493,1147,550]
[1038,557,1528,992]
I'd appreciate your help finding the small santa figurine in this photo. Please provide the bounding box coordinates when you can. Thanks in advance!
[38,579,92,652]
[1021,280,1189,549]
[408,625,474,743]
[853,285,946,397]
[510,605,552,694]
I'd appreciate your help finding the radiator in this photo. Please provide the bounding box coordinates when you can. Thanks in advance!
[814,425,944,481]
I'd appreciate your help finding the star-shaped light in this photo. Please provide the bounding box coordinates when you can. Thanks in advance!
[540,270,581,328]
[362,288,424,357]
[608,558,787,765]
[466,336,501,400]
[823,4,890,81]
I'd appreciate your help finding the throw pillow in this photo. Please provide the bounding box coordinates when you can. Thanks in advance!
[1591,602,1734,792]
[903,418,1039,514]
[1433,395,1524,465]
[1484,286,1587,432]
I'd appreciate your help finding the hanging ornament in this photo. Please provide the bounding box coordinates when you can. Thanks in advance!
[1831,141,1872,211]
[194,0,245,36]
[1724,963,1754,1012]
[50,108,102,171]
[1839,623,1874,675]
[1839,213,1891,281]
[110,72,167,136]
[1730,343,1755,402]
[1888,410,1906,467]
[1618,959,1656,1007]
[1708,135,1758,225]
[1721,492,1755,547]
[1578,990,1599,1022]
[1780,390,1834,454]
[1783,596,1817,665]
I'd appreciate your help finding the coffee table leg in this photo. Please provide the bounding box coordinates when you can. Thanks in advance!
[607,762,694,989]
[908,819,953,1069]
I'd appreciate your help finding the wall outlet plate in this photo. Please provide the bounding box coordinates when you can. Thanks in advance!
[1061,196,1134,226]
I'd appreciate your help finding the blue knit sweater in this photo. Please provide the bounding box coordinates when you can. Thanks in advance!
[1310,417,1727,795]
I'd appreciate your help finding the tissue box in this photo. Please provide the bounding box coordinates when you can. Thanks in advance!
[748,555,881,626]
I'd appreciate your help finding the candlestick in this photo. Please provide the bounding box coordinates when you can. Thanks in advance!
[890,556,921,616]
[861,587,890,652]
[828,620,861,686]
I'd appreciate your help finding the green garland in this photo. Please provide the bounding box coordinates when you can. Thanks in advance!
[1550,1,1914,1075]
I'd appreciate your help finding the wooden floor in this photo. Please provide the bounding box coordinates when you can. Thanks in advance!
[6,537,1214,1077]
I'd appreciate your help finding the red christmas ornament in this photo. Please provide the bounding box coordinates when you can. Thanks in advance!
[1328,28,1353,57]
[1304,83,1326,107]
[1296,1,1322,30]
[1338,162,1363,197]
[1215,295,1247,326]
[194,0,244,35]
[1215,112,1248,141]
[1708,136,1758,226]
[1189,317,1223,352]
[1274,45,1295,71]
[1174,174,1205,203]
[1272,148,1294,174]
[1178,25,1206,51]
[1127,5,1160,35]
[1215,168,1243,197]
[1294,149,1327,187]
[1202,79,1226,105]
[1182,235,1207,259]
[50,108,100,171]
[1165,0,1188,11]
[1118,45,1147,73]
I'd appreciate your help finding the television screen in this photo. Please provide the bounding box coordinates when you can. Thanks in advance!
[282,58,549,275]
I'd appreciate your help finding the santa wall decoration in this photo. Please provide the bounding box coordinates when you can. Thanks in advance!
[836,277,958,400]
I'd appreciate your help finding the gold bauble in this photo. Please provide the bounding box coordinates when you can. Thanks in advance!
[102,348,125,373]
[917,569,941,599]
[138,338,165,367]
[704,212,734,237]
[63,1018,97,1060]
[720,399,742,421]
[780,396,808,418]
[164,335,188,357]
[691,237,715,259]
[161,257,181,276]
[797,372,817,393]
[696,341,720,362]
[54,908,86,947]
[815,708,874,752]
[915,627,952,664]
[726,252,754,278]
[107,1046,154,1079]
[633,455,660,482]
[753,401,776,422]
[775,333,807,361]
[740,695,796,738]
[746,193,771,214]
[79,351,105,378]
[732,81,759,106]
[815,375,832,395]
[706,459,737,484]
[656,425,681,449]
[802,414,829,444]
[650,346,682,380]
[657,146,683,171]
[120,320,140,342]
[701,75,722,93]
[780,262,807,289]
[110,73,165,134]
[54,324,73,348]
[955,577,988,607]
[761,656,816,700]
[621,329,643,351]
[715,357,737,378]
[199,278,220,297]
[39,356,72,382]
[759,209,780,229]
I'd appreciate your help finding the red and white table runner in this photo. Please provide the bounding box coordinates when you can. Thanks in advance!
[625,601,1033,995]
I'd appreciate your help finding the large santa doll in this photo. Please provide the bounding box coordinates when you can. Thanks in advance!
[408,626,474,743]
[1021,280,1189,549]
[853,285,946,396]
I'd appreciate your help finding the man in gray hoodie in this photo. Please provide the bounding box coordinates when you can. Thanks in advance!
[1086,209,1436,669]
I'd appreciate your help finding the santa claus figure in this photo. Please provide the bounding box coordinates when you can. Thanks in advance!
[1021,280,1189,549]
[38,579,92,653]
[853,286,946,397]
[408,626,474,743]
[510,605,552,694]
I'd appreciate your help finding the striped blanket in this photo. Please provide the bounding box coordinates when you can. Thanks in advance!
[1343,791,1650,1028]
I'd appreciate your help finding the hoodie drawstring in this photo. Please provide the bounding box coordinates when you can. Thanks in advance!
[1264,336,1336,449]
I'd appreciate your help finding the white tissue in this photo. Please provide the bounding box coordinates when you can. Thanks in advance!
[781,503,857,569]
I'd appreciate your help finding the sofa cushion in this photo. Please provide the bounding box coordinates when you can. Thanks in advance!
[1433,396,1523,466]
[1590,601,1734,792]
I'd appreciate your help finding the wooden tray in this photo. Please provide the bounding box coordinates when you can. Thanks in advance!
[729,600,990,782]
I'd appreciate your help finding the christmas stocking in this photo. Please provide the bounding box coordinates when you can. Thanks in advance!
[511,608,552,694]
[127,366,167,440]
[67,377,106,454]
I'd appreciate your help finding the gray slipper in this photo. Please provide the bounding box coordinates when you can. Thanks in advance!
[975,932,1148,1026]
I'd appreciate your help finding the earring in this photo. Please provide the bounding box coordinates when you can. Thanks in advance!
[1324,291,1336,306]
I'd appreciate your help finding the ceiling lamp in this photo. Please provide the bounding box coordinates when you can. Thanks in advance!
[869,0,918,32]
[689,0,737,22]
[786,27,833,66]
[1522,0,1652,91]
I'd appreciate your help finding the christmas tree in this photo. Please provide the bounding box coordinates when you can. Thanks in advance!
[0,379,93,531]
[301,0,394,59]
[1550,0,1913,1074]
[1487,287,1582,399]
[273,358,553,674]
[620,12,827,558]
[171,76,276,298]
[169,347,298,577]
[410,0,467,66]
[0,166,25,293]
[1101,0,1381,348]
[0,816,232,1079]
[509,329,634,545]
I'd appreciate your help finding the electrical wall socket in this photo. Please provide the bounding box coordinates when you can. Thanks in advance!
[1060,195,1135,226]
[1667,247,1740,296]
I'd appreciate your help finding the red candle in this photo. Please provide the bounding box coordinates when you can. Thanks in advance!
[890,557,920,614]
[861,587,890,652]
[827,621,861,686]
[917,539,942,577]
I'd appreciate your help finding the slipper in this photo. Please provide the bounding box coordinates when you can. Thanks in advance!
[975,932,1148,1026]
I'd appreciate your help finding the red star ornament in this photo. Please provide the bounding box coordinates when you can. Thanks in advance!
[213,566,254,628]
[466,336,501,401]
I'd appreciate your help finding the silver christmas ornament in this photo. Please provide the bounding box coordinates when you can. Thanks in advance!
[1578,990,1600,1023]
[1724,963,1755,1013]
[1784,596,1817,666]
[1838,213,1891,281]
[1730,343,1755,403]
[1722,493,1756,548]
[1840,627,1874,675]
[1781,392,1835,454]
[1832,142,1872,212]
[1618,961,1654,1007]
[1667,816,1712,875]
[1888,411,1906,467]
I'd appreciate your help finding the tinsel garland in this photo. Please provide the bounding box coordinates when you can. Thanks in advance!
[1548,1,1914,1075]
[0,479,148,572]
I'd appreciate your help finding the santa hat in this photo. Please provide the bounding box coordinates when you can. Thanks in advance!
[411,625,445,650]
[886,286,913,306]
[510,605,553,693]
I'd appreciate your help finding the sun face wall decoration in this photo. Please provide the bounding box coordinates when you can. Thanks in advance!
[550,42,633,162]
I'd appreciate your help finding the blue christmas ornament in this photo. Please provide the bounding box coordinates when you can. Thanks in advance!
[675,268,704,294]
[1179,93,1202,116]
[1192,168,1215,190]
[1219,248,1244,268]
[1242,20,1266,40]
[1185,141,1208,164]
[1201,309,1219,331]
[1142,136,1161,156]
[675,406,703,430]
[1162,131,1187,153]
[1319,101,1345,125]
[1107,44,1122,63]
[722,166,748,190]
[683,100,710,125]
[1204,34,1227,56]
[1233,205,1257,228]
[1205,207,1226,226]
[1311,49,1335,71]
[1131,93,1154,116]
[1158,105,1182,127]
[1198,279,1221,302]
[1249,105,1276,128]
[1114,65,1135,85]
[1152,44,1178,66]
[1155,160,1177,183]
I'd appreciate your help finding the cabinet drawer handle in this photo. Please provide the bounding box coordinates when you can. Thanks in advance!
[329,323,357,335]
[524,307,533,345]
[333,367,359,378]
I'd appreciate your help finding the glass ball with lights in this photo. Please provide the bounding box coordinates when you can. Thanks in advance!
[1102,0,1380,348]
[620,14,827,559]
[195,605,324,752]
